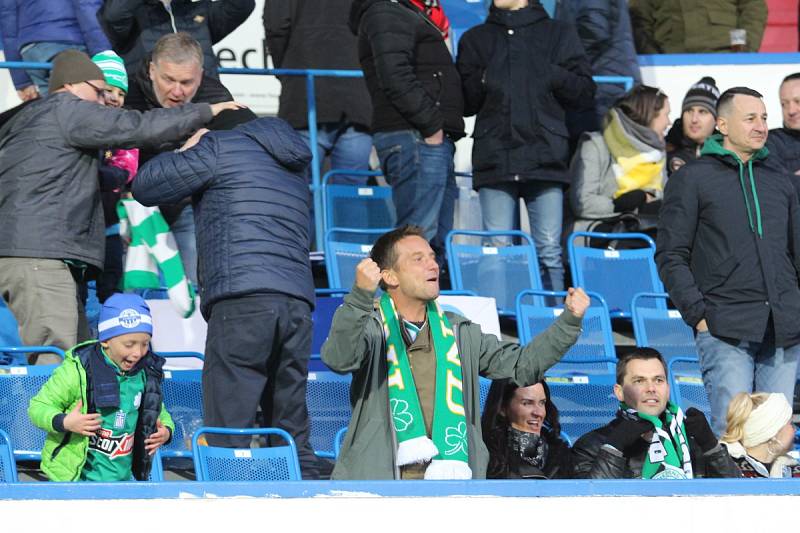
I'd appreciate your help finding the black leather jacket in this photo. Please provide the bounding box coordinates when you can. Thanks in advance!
[571,414,742,479]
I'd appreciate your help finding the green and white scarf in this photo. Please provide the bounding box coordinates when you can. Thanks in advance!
[379,293,471,479]
[620,401,693,479]
[118,199,196,318]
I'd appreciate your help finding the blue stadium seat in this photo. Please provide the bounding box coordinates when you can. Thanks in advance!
[516,290,616,374]
[148,448,165,482]
[158,361,203,460]
[479,376,491,413]
[568,232,664,318]
[545,368,619,441]
[311,294,345,358]
[0,346,65,366]
[324,228,388,291]
[631,292,697,360]
[0,363,57,460]
[322,170,395,234]
[668,356,710,419]
[446,230,542,316]
[0,429,17,483]
[192,427,301,481]
[306,371,352,458]
[333,426,348,459]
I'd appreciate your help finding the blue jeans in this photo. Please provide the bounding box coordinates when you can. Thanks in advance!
[695,329,799,435]
[171,205,198,289]
[478,181,565,292]
[373,130,456,264]
[300,123,373,185]
[20,42,87,95]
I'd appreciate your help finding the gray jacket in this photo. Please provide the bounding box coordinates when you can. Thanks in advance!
[568,131,663,234]
[0,93,212,271]
[321,286,582,480]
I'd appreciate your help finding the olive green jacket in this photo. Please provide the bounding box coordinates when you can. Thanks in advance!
[629,0,767,53]
[321,287,582,479]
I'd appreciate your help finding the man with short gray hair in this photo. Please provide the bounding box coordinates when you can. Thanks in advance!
[124,32,256,287]
[657,87,800,435]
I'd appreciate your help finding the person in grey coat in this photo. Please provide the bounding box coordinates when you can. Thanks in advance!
[0,49,239,363]
[322,225,589,479]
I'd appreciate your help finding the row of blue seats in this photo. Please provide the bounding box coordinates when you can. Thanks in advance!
[0,426,303,483]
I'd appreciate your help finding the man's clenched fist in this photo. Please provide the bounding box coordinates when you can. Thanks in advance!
[355,258,382,293]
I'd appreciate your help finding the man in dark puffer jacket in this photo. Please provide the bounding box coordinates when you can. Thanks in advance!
[349,0,464,266]
[97,0,254,79]
[572,349,740,479]
[132,117,319,479]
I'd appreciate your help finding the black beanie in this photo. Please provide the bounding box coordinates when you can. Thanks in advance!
[48,49,105,94]
[682,77,721,117]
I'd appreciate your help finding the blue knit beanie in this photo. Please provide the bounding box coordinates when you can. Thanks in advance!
[98,294,153,342]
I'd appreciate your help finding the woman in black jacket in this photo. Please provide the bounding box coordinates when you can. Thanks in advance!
[482,378,572,479]
[457,0,595,292]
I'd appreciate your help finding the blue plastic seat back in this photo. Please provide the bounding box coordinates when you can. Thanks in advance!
[517,291,616,374]
[446,230,542,316]
[311,296,345,358]
[192,427,301,481]
[0,301,23,365]
[668,357,710,418]
[148,448,164,482]
[306,371,352,458]
[545,371,619,441]
[0,364,57,460]
[0,429,17,482]
[631,293,697,360]
[160,367,203,458]
[325,229,388,290]
[479,376,491,413]
[568,232,664,318]
[325,183,396,232]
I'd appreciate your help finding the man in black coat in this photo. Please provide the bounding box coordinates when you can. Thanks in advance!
[124,32,256,287]
[456,0,594,293]
[132,118,319,479]
[572,349,740,479]
[349,0,464,265]
[97,0,254,79]
[656,87,800,435]
[264,0,373,185]
[766,73,800,179]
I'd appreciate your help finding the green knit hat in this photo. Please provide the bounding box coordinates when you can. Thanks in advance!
[92,50,128,93]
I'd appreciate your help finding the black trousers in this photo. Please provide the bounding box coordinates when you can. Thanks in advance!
[202,293,318,478]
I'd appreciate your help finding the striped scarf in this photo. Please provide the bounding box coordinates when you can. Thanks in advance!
[117,199,195,318]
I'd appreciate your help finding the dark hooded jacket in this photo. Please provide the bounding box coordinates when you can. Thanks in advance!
[132,117,315,319]
[264,0,372,130]
[97,0,254,78]
[349,0,464,140]
[457,3,595,187]
[665,118,709,176]
[656,134,800,347]
[766,127,800,178]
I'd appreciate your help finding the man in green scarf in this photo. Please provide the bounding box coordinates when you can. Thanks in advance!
[322,225,589,479]
[572,348,740,479]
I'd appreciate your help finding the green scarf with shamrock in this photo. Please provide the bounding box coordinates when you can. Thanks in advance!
[621,401,693,479]
[379,293,471,479]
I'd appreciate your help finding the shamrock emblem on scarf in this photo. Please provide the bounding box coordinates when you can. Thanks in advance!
[390,399,413,432]
[444,422,467,456]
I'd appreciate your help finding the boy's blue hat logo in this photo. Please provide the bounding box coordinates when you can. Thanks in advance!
[119,308,142,328]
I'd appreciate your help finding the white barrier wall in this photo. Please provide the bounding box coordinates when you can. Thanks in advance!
[1,494,797,532]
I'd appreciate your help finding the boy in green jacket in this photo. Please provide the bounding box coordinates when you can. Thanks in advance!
[29,293,174,481]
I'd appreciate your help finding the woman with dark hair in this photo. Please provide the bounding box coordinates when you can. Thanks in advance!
[567,85,671,241]
[481,378,572,479]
